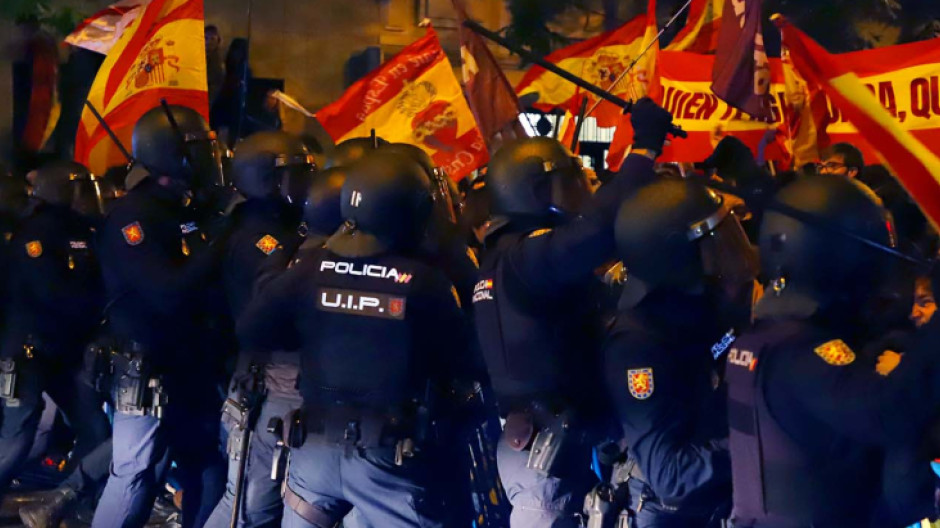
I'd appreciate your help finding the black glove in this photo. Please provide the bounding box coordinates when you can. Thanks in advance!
[630,97,675,154]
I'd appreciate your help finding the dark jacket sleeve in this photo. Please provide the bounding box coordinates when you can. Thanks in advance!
[104,209,222,314]
[236,262,304,353]
[605,333,730,503]
[509,154,656,291]
[770,332,940,446]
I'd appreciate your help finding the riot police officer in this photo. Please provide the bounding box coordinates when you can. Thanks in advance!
[472,98,674,528]
[237,150,474,528]
[204,130,312,528]
[0,161,111,498]
[91,105,229,528]
[599,179,758,527]
[726,175,940,527]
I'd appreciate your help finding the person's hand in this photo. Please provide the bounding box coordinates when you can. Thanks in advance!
[631,98,675,154]
[875,350,902,376]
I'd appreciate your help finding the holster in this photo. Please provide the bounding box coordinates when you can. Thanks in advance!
[267,416,289,482]
[222,398,251,459]
[110,350,167,418]
[0,338,42,404]
[525,403,575,476]
[0,357,17,400]
[583,483,618,528]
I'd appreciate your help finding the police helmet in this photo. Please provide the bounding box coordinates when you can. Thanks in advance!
[303,166,346,238]
[29,160,87,207]
[233,131,316,203]
[381,142,460,224]
[325,136,388,169]
[132,105,223,186]
[616,179,758,302]
[326,151,432,258]
[487,136,589,222]
[757,175,901,319]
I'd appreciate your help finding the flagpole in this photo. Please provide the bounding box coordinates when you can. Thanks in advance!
[583,0,694,119]
[463,19,687,138]
[570,96,589,152]
[84,100,134,165]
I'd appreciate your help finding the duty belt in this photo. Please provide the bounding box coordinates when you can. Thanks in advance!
[284,486,339,527]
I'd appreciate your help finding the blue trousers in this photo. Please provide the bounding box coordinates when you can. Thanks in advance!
[495,430,598,528]
[91,387,226,528]
[282,441,445,528]
[0,359,110,492]
[204,392,302,528]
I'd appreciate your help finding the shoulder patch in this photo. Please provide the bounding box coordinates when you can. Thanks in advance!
[814,339,856,366]
[25,241,42,258]
[527,228,553,239]
[122,222,145,246]
[466,247,479,269]
[256,235,280,255]
[627,368,654,400]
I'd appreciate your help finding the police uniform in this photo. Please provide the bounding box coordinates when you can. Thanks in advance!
[603,290,732,527]
[725,175,940,527]
[0,201,109,492]
[238,247,466,528]
[598,177,757,528]
[237,150,471,528]
[92,174,227,528]
[204,197,304,528]
[91,104,229,528]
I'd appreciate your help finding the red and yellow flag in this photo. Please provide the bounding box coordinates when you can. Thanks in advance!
[776,15,940,229]
[516,13,655,128]
[75,0,208,175]
[606,0,662,171]
[665,0,723,53]
[316,28,488,181]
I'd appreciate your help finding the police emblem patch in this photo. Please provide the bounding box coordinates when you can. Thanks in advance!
[25,241,42,258]
[627,368,654,400]
[122,222,144,246]
[256,235,280,255]
[528,228,552,239]
[814,339,856,366]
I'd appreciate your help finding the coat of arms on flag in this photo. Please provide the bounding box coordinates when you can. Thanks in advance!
[627,368,655,400]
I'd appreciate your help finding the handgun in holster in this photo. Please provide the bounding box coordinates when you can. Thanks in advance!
[111,352,165,418]
[0,357,17,401]
[0,340,41,404]
[526,405,574,476]
[584,441,627,528]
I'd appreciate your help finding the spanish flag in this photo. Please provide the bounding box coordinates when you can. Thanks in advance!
[75,0,208,175]
[776,15,940,229]
[515,12,656,128]
[665,0,723,53]
[316,28,488,181]
[606,0,661,171]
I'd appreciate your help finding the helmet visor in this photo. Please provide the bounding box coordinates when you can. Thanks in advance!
[279,153,318,205]
[548,158,591,217]
[186,131,226,189]
[695,205,760,297]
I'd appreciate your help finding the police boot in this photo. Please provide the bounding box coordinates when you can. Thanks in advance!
[18,488,77,528]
